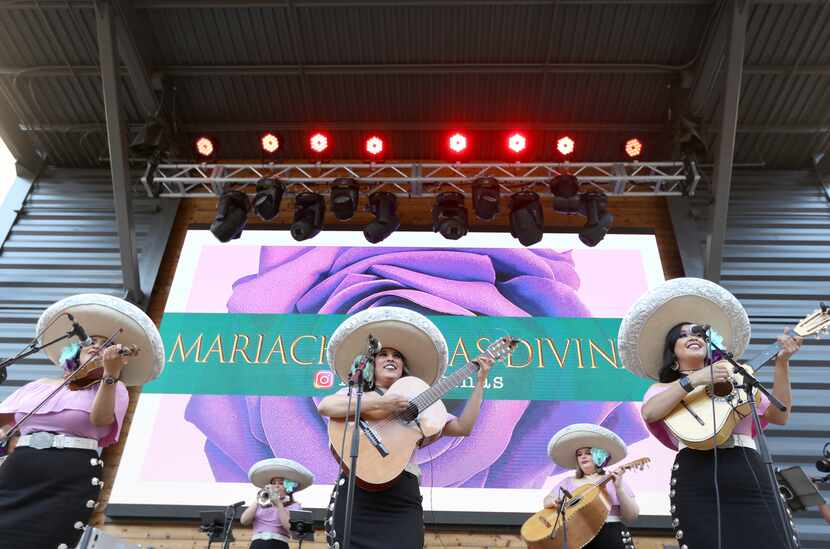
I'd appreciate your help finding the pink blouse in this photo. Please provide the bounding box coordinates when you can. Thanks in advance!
[0,379,130,448]
[642,382,770,451]
[551,476,634,519]
[252,502,300,537]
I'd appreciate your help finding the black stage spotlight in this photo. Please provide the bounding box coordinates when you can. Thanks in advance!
[364,191,400,243]
[549,174,580,198]
[472,177,500,220]
[130,118,170,158]
[211,190,250,242]
[509,191,544,246]
[432,191,468,240]
[579,192,613,247]
[254,178,285,221]
[330,178,360,221]
[290,192,326,241]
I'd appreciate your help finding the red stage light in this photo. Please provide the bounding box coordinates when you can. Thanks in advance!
[507,133,527,154]
[556,136,575,156]
[261,132,280,154]
[366,136,384,156]
[625,138,643,158]
[309,133,329,153]
[195,136,215,158]
[449,133,468,154]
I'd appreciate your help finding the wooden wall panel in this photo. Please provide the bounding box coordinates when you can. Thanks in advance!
[95,196,683,547]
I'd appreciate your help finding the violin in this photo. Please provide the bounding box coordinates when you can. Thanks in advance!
[68,345,140,390]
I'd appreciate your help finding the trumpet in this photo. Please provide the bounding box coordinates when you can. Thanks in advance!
[257,487,275,507]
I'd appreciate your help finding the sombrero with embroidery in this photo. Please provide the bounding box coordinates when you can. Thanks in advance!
[548,423,627,470]
[36,293,165,386]
[617,277,751,381]
[248,458,315,491]
[327,306,448,385]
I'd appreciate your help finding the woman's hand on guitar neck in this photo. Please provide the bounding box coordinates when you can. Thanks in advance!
[473,354,495,386]
[686,363,731,388]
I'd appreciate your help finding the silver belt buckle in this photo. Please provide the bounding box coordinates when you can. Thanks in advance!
[29,432,54,450]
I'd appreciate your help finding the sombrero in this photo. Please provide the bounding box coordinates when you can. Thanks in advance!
[548,423,627,470]
[327,307,448,385]
[248,458,315,491]
[36,294,165,386]
[617,277,751,381]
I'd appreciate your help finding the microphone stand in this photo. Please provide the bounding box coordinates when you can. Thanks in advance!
[707,339,798,549]
[550,487,570,549]
[342,337,377,549]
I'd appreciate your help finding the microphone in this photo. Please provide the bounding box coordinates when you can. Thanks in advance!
[690,324,711,337]
[350,335,381,384]
[67,314,93,347]
[818,443,830,473]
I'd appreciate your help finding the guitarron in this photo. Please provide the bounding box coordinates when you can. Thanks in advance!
[521,457,651,549]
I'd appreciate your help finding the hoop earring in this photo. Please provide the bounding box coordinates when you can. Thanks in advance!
[671,361,679,371]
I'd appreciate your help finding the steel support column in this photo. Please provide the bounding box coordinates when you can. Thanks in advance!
[704,0,747,283]
[95,0,142,304]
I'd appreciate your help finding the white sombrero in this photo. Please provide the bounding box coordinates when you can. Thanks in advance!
[617,277,751,381]
[547,423,627,470]
[248,458,315,491]
[37,293,165,386]
[327,307,448,385]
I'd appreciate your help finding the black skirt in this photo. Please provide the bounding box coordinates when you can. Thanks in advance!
[327,472,424,549]
[585,522,635,549]
[671,447,797,548]
[0,446,102,549]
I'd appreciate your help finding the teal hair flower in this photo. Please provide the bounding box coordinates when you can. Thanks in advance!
[59,341,81,364]
[591,447,610,468]
[707,328,726,362]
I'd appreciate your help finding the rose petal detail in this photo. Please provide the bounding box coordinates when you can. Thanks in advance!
[498,276,591,317]
[370,264,529,317]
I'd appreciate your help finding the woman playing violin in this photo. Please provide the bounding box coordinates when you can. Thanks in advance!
[0,293,164,549]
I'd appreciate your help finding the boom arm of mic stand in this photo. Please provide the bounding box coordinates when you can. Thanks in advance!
[0,331,76,384]
[709,340,787,412]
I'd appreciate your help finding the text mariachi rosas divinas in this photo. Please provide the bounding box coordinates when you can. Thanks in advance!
[166,333,621,371]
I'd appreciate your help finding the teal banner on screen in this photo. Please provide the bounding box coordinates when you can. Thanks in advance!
[145,313,650,401]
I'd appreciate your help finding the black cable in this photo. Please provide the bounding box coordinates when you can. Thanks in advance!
[707,342,723,549]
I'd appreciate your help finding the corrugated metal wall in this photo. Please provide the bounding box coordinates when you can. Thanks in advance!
[720,171,830,549]
[0,172,177,400]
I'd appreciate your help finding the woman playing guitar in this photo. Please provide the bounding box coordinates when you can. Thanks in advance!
[317,307,494,549]
[619,277,803,548]
[543,423,640,548]
[0,294,164,549]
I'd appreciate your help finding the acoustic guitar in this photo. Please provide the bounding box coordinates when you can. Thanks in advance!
[664,304,829,450]
[327,336,518,488]
[521,457,651,549]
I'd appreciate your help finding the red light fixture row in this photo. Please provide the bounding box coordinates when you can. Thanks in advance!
[193,132,646,160]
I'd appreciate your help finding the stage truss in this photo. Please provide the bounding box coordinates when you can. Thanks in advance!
[142,161,698,198]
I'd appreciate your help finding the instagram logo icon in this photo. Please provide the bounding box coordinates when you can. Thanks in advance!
[314,370,334,389]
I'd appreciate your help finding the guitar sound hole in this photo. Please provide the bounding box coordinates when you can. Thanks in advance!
[711,381,734,398]
[401,403,419,422]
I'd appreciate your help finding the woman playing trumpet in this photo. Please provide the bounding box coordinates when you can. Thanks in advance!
[0,294,164,549]
[240,458,314,549]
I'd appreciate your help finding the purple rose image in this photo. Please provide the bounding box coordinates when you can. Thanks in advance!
[185,246,649,487]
